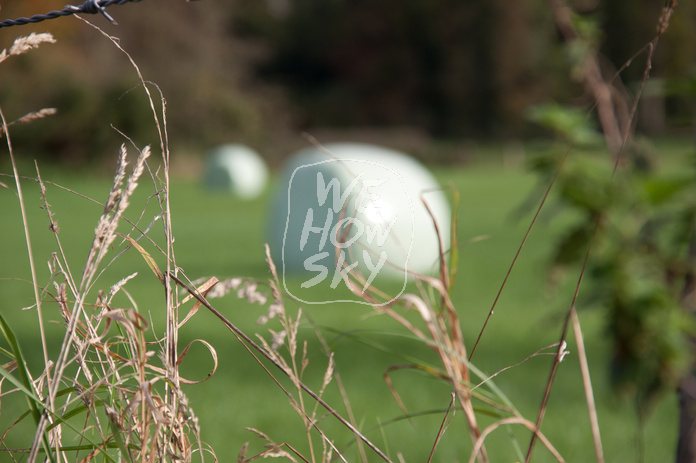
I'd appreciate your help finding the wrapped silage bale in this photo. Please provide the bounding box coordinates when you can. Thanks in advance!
[204,144,268,199]
[268,142,451,302]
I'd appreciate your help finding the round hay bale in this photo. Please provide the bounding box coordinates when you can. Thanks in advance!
[204,144,268,198]
[269,143,450,296]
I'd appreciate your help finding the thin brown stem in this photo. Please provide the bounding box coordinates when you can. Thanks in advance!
[426,392,456,463]
[168,272,393,463]
[525,219,597,463]
[470,146,571,361]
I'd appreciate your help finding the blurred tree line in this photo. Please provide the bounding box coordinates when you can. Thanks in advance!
[0,0,693,164]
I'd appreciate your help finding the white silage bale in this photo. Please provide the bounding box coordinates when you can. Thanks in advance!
[269,143,451,303]
[204,144,268,199]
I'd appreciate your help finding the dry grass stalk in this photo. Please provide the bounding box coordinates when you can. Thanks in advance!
[470,416,565,463]
[571,306,604,463]
[39,144,199,461]
[169,270,392,462]
[426,392,456,463]
[330,202,493,461]
[255,244,342,462]
[323,181,473,442]
[317,169,575,461]
[0,26,208,462]
[81,145,151,294]
[77,17,180,412]
[0,38,57,460]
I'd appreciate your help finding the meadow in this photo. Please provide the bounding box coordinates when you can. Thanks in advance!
[0,141,687,461]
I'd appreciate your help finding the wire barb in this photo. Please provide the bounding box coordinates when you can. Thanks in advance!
[68,0,118,25]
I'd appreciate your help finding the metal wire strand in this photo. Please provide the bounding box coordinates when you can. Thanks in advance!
[0,0,141,29]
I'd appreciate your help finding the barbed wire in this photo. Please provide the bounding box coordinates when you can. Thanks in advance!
[0,0,141,29]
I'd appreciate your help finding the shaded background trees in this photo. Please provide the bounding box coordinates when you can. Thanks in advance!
[0,0,693,164]
[234,0,563,138]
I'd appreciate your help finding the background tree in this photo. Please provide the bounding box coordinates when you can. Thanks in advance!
[2,0,692,166]
[235,0,555,137]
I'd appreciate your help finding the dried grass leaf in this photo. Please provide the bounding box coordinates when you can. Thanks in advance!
[177,339,219,384]
[117,233,164,283]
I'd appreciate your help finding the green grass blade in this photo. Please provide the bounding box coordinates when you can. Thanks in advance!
[0,313,42,423]
[0,361,44,404]
[109,417,134,463]
[0,313,57,462]
[448,188,460,294]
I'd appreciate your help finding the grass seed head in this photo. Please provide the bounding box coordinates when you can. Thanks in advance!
[0,33,56,64]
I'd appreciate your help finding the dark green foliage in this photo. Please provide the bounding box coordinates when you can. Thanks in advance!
[531,142,696,412]
[236,0,556,137]
[3,0,694,163]
[527,103,603,147]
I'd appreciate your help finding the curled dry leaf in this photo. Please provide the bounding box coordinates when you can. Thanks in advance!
[177,339,219,384]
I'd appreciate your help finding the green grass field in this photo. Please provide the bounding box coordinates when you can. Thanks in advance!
[0,144,686,462]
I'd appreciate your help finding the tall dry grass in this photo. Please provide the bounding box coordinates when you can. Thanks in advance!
[0,27,574,463]
[0,26,203,462]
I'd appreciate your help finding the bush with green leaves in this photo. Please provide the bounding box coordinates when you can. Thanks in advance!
[529,109,696,413]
